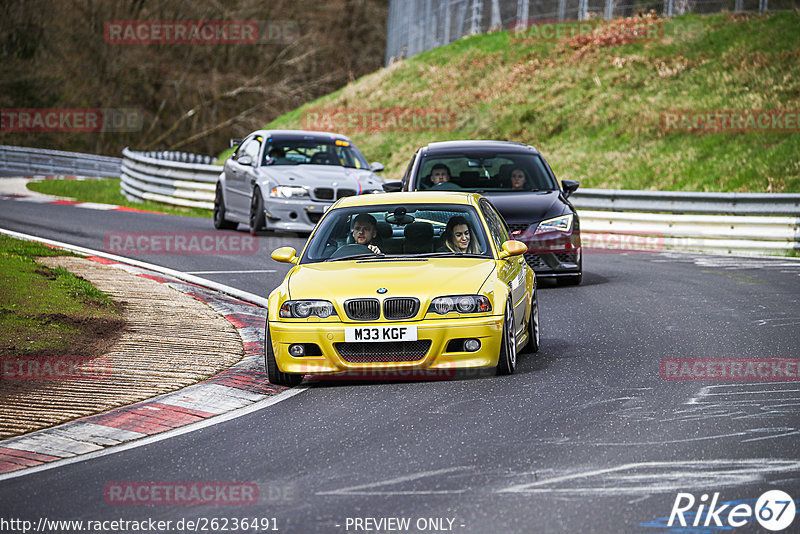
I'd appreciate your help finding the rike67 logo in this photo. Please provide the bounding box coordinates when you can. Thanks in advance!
[669,490,796,531]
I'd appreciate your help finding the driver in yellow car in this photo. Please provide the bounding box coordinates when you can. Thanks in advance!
[351,213,382,253]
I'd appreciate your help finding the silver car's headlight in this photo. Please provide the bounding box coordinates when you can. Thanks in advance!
[279,300,337,318]
[428,295,491,315]
[270,185,309,198]
[534,214,573,234]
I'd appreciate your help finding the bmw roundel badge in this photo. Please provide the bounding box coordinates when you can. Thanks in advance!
[377,288,388,294]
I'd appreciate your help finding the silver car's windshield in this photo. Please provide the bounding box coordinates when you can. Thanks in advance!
[262,139,369,170]
[415,153,557,192]
[300,204,493,264]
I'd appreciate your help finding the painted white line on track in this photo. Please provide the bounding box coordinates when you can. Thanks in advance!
[0,387,308,482]
[185,269,277,274]
[0,227,307,481]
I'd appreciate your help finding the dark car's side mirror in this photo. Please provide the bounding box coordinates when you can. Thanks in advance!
[237,155,254,166]
[561,179,579,199]
[382,181,403,192]
[370,162,385,173]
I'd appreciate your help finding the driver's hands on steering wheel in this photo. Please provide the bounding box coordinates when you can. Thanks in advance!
[367,244,381,254]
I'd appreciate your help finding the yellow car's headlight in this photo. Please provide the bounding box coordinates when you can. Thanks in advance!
[280,300,337,318]
[428,295,491,315]
[534,214,573,234]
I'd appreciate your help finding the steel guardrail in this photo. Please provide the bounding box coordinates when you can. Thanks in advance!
[1,145,798,256]
[0,145,121,178]
[120,147,220,210]
[571,189,800,216]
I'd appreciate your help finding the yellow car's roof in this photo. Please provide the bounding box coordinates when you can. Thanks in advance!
[333,191,483,209]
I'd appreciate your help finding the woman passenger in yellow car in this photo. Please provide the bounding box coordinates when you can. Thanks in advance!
[442,215,481,254]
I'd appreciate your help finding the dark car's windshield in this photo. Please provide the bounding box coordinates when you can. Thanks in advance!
[300,203,493,264]
[414,153,557,192]
[262,139,369,169]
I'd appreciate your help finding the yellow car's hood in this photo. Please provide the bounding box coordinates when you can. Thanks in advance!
[288,258,495,302]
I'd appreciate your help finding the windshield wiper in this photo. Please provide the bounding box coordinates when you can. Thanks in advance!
[324,253,384,262]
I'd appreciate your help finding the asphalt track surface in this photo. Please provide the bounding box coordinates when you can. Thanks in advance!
[1,195,799,533]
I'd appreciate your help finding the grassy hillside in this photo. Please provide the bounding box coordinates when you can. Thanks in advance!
[256,13,800,193]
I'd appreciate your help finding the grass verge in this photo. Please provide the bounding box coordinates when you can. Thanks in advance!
[26,178,213,218]
[251,13,799,193]
[0,235,124,359]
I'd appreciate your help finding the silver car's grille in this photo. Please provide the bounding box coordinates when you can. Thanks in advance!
[312,188,357,201]
[383,298,419,320]
[335,340,431,362]
[344,299,380,321]
[314,188,333,200]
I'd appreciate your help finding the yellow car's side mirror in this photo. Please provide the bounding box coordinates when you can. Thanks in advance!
[271,247,298,264]
[498,240,528,260]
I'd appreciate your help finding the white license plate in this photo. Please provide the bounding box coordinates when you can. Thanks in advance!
[344,325,418,343]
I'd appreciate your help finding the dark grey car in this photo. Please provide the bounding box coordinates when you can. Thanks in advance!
[385,140,582,285]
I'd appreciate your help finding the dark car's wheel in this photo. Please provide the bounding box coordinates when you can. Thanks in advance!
[265,324,303,387]
[213,184,237,230]
[249,188,266,235]
[496,299,517,375]
[522,292,540,354]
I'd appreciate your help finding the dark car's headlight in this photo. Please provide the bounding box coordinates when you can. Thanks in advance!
[428,295,491,315]
[534,214,573,234]
[280,300,337,318]
[271,185,309,198]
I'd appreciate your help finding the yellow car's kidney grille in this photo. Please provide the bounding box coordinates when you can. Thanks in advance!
[344,298,380,321]
[335,340,431,362]
[383,298,419,320]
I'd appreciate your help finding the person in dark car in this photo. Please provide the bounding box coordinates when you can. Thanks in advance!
[428,164,461,190]
[509,167,531,191]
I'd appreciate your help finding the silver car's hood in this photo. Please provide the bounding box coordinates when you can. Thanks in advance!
[256,164,384,192]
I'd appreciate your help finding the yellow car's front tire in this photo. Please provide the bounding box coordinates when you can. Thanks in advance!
[265,324,303,387]
[496,299,517,375]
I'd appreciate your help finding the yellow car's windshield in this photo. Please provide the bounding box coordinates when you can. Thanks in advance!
[301,203,492,264]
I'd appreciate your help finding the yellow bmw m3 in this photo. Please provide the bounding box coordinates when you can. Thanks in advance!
[266,191,539,386]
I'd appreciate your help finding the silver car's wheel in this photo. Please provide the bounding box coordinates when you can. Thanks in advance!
[496,299,516,375]
[249,188,266,235]
[213,184,237,230]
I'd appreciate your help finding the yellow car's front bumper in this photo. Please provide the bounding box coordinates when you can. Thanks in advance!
[269,314,504,375]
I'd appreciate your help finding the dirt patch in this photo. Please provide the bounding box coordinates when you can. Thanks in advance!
[0,312,125,359]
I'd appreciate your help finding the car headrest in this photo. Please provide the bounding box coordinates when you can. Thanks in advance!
[376,222,393,239]
[404,222,433,241]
